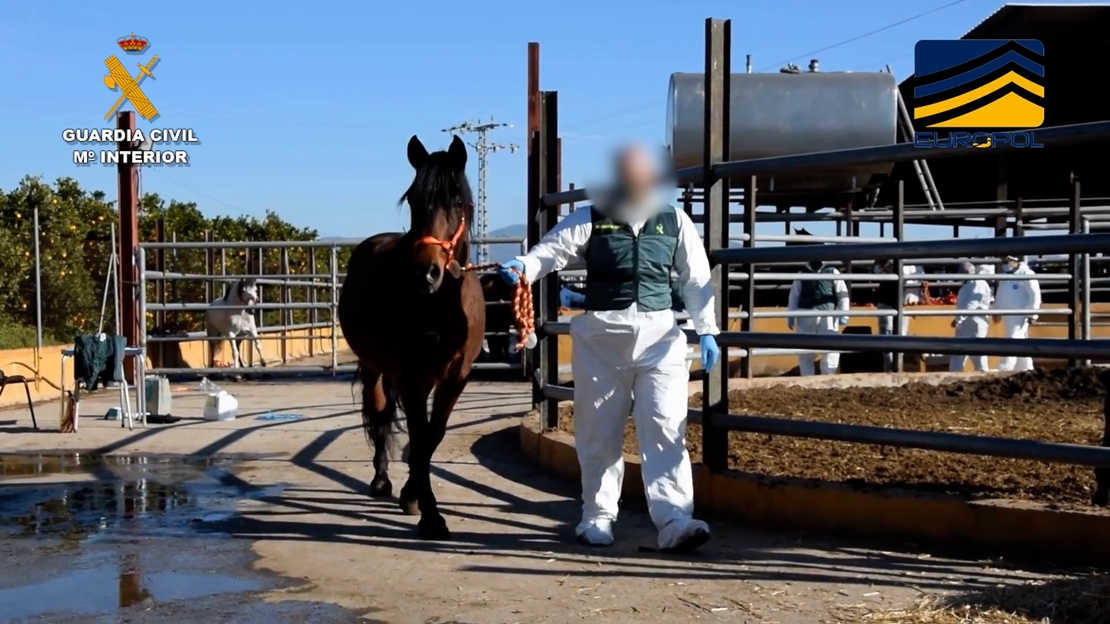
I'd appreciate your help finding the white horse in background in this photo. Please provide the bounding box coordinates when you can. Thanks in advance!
[205,278,267,369]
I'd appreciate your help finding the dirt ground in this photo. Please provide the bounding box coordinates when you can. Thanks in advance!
[0,380,1087,623]
[558,368,1109,506]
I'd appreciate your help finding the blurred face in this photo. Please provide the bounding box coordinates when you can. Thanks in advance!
[616,145,658,205]
[1006,258,1020,272]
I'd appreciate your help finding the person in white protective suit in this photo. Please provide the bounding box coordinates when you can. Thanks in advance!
[670,283,697,373]
[993,255,1041,372]
[497,144,721,552]
[949,262,993,372]
[786,261,850,376]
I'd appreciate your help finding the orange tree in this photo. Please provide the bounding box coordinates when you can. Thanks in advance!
[0,176,354,349]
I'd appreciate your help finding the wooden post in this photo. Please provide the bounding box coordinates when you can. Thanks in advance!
[700,17,731,472]
[116,111,140,383]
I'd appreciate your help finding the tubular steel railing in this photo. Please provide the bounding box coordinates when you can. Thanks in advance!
[137,235,528,379]
[525,17,1110,477]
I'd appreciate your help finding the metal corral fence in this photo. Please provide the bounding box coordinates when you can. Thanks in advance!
[136,236,527,378]
[526,18,1110,475]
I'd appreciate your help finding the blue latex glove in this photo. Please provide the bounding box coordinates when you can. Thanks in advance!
[839,316,849,327]
[699,335,720,371]
[498,259,525,285]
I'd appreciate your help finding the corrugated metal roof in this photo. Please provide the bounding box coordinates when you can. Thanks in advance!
[962,2,1110,39]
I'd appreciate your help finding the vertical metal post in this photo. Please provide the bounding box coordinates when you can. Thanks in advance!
[701,17,731,472]
[204,230,214,303]
[537,90,560,429]
[1082,218,1092,367]
[309,247,318,357]
[329,245,339,375]
[740,177,756,379]
[204,230,213,369]
[568,182,576,213]
[32,207,43,356]
[894,180,905,373]
[281,247,291,364]
[154,219,166,342]
[169,232,179,335]
[1014,198,1025,237]
[137,246,147,388]
[256,245,265,332]
[1068,178,1082,366]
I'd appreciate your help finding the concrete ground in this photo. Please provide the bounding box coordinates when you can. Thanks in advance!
[0,379,1060,623]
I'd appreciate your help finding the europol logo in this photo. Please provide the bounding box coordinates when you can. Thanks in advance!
[912,39,1045,149]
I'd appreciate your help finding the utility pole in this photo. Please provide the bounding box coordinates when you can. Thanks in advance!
[442,118,518,264]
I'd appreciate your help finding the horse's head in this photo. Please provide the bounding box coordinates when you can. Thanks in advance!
[236,278,259,306]
[402,134,473,294]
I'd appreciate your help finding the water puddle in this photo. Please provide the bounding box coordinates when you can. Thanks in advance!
[0,551,263,619]
[0,453,289,620]
[0,453,281,540]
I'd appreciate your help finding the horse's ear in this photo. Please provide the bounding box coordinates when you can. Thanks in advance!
[407,135,429,170]
[447,135,467,171]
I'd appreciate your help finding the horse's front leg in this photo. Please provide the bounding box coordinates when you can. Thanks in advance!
[405,374,469,540]
[249,328,267,367]
[228,333,242,368]
[396,376,440,533]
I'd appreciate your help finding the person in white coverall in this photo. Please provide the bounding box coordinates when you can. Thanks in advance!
[786,261,850,376]
[497,144,721,552]
[993,255,1041,372]
[949,262,993,372]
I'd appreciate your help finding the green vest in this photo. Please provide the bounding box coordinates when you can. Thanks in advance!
[798,266,838,310]
[584,205,679,312]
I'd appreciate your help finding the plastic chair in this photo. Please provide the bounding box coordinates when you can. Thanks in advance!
[0,370,37,429]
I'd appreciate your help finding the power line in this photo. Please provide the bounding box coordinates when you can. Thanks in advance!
[758,0,973,71]
[441,118,518,265]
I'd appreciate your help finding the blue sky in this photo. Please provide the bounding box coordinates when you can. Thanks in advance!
[0,0,1036,243]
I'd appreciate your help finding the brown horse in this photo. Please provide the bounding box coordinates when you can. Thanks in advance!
[337,135,486,540]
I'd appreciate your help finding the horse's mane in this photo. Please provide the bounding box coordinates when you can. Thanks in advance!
[399,153,475,234]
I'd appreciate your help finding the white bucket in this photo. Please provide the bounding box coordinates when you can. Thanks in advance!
[203,391,239,422]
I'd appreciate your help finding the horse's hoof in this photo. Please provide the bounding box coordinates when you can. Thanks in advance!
[417,515,451,541]
[399,484,420,515]
[369,477,392,498]
[399,497,420,516]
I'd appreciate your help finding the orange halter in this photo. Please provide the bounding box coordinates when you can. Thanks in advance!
[415,217,467,261]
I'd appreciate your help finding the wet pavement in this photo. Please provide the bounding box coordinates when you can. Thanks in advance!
[0,453,367,623]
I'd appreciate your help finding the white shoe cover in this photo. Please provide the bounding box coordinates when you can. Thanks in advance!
[658,518,710,552]
[575,518,614,546]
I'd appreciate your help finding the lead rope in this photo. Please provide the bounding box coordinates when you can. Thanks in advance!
[464,263,535,351]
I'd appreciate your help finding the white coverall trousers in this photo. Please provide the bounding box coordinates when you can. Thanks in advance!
[997,317,1033,372]
[950,317,990,372]
[795,315,840,376]
[571,310,694,534]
